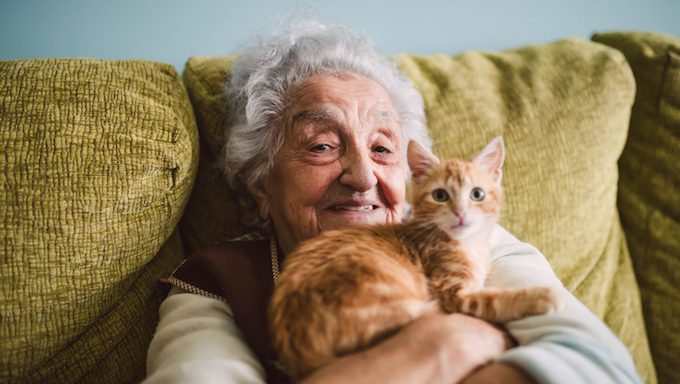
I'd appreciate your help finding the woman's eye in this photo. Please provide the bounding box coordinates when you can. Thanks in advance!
[470,187,486,202]
[310,144,333,152]
[373,145,390,153]
[431,188,449,202]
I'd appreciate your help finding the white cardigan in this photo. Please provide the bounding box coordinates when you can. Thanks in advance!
[144,226,641,384]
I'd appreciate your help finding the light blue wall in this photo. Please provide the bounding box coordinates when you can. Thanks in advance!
[1,0,678,72]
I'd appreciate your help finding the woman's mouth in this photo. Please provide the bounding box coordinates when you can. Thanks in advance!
[318,200,389,229]
[331,204,377,212]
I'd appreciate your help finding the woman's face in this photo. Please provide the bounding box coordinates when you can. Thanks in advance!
[250,72,406,253]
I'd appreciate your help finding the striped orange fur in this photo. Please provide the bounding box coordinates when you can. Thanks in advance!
[268,137,563,379]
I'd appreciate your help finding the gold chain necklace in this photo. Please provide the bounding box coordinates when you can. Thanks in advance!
[270,237,280,286]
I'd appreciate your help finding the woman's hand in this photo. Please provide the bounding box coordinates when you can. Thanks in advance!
[423,312,516,382]
[301,311,514,384]
[460,363,538,384]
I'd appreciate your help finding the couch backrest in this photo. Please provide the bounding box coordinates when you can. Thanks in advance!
[594,31,680,384]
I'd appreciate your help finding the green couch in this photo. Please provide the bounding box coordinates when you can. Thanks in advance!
[1,31,677,384]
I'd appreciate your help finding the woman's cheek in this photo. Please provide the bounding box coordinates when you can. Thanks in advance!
[378,165,406,212]
[292,201,321,240]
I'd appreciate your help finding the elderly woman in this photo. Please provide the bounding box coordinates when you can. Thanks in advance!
[144,20,641,384]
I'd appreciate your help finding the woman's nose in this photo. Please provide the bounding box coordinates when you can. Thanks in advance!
[339,148,378,192]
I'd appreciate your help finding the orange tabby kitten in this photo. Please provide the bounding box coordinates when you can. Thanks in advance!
[268,137,563,379]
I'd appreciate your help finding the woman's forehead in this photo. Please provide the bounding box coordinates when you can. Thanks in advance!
[288,75,397,121]
[289,73,395,110]
[290,106,399,127]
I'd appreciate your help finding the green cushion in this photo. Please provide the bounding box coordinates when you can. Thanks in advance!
[180,56,255,253]
[181,39,654,382]
[593,31,680,384]
[0,59,198,383]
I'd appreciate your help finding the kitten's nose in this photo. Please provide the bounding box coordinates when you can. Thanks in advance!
[454,209,466,220]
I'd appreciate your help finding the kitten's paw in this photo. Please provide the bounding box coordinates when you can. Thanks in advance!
[437,293,459,314]
[531,286,565,315]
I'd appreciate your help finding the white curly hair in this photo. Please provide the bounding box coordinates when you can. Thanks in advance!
[222,19,431,228]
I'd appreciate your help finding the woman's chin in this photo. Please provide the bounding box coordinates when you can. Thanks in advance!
[317,207,391,230]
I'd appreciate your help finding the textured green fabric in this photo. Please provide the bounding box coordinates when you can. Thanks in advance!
[181,39,655,382]
[0,59,198,383]
[593,31,680,384]
[180,56,256,253]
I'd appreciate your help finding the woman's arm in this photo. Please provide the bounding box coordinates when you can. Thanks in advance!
[145,288,512,384]
[152,224,631,384]
[302,312,512,384]
[144,287,266,384]
[481,226,642,384]
[462,363,538,384]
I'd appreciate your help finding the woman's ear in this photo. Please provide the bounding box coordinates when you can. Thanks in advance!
[247,181,271,220]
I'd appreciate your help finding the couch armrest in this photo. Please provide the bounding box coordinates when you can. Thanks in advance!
[593,31,680,384]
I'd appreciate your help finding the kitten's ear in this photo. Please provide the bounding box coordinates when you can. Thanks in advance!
[473,136,505,183]
[407,140,439,180]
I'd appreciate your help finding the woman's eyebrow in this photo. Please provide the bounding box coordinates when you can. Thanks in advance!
[290,109,338,125]
[370,110,400,126]
[364,111,400,150]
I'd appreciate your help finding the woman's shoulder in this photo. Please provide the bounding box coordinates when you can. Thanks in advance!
[194,231,269,255]
[489,225,538,259]
[177,231,271,270]
[488,225,562,288]
[165,231,274,301]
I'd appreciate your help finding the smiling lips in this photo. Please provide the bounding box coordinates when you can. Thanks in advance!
[331,205,375,211]
[328,200,380,212]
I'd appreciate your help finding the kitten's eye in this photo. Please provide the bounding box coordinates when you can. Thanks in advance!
[470,187,486,202]
[432,188,449,202]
